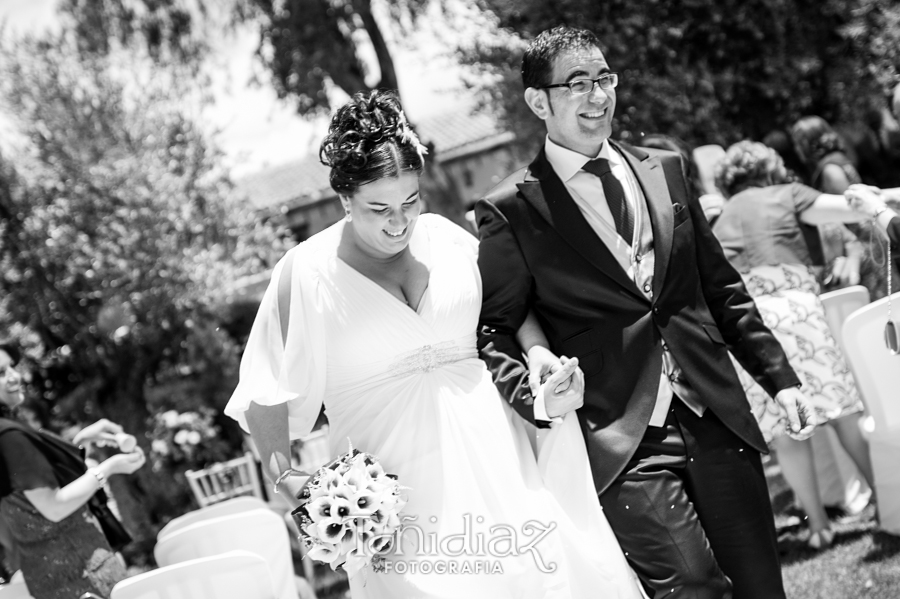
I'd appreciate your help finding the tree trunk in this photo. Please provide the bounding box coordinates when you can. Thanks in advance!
[338,1,464,226]
[353,0,398,91]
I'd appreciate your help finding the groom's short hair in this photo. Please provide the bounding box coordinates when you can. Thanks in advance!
[522,26,602,90]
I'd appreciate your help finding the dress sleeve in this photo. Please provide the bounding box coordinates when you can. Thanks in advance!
[224,243,329,440]
[0,431,59,494]
[791,182,823,213]
[424,213,481,293]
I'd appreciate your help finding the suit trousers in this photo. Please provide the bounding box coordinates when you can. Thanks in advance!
[598,400,786,599]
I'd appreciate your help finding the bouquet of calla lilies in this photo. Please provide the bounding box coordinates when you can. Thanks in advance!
[291,442,407,577]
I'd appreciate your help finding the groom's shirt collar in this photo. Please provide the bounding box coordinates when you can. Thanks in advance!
[543,136,619,182]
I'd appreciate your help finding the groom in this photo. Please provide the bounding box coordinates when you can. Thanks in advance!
[476,26,812,599]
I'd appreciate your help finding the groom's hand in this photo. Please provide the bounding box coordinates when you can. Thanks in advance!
[543,356,585,419]
[774,386,817,440]
[526,345,564,400]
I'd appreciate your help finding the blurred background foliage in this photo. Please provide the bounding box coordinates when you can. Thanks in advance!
[0,0,898,559]
[461,0,900,156]
[0,20,288,555]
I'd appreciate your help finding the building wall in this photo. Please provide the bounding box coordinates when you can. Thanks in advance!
[279,143,517,241]
[285,195,344,241]
[442,146,519,209]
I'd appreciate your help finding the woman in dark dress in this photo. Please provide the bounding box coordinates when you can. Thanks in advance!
[0,342,145,599]
[791,115,890,299]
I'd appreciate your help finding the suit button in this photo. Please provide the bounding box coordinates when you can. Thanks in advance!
[643,283,651,292]
[662,343,669,351]
[653,306,660,315]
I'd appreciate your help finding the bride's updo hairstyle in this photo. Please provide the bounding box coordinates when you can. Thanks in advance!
[320,89,425,197]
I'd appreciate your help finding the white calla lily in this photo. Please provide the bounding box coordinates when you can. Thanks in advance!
[307,542,341,565]
[306,496,335,523]
[316,517,347,543]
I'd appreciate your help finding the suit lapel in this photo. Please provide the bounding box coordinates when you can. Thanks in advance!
[615,142,674,297]
[517,149,644,300]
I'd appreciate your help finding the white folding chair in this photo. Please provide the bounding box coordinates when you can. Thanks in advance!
[0,580,33,599]
[692,144,726,195]
[290,426,331,474]
[813,286,873,511]
[158,496,269,541]
[286,427,331,586]
[842,292,900,534]
[154,509,298,599]
[185,452,263,508]
[820,286,871,351]
[111,550,276,599]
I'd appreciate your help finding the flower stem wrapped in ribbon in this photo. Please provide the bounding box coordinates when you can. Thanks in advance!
[291,441,407,577]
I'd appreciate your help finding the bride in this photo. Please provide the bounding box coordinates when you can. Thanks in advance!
[225,90,645,599]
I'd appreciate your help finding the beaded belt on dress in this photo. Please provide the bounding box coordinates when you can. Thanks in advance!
[387,341,471,377]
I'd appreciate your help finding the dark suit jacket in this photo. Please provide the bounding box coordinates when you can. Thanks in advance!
[475,141,801,494]
[888,216,900,246]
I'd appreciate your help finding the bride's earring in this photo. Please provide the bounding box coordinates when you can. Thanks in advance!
[344,207,352,222]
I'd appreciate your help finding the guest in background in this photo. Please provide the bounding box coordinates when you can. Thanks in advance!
[792,115,889,299]
[0,340,145,599]
[0,513,15,583]
[637,133,726,225]
[846,185,900,282]
[637,134,703,199]
[818,223,864,292]
[763,129,805,182]
[712,141,876,549]
[792,115,864,191]
[775,120,863,293]
[848,89,900,188]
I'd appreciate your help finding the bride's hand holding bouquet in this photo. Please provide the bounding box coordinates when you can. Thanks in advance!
[291,443,407,577]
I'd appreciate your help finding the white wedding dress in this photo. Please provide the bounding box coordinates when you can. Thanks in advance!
[226,214,645,599]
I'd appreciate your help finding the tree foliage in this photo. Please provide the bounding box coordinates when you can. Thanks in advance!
[463,0,896,153]
[0,32,287,545]
[841,1,900,92]
[58,0,213,67]
[59,0,432,114]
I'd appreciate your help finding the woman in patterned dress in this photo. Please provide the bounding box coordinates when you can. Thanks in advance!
[0,341,145,598]
[711,141,876,549]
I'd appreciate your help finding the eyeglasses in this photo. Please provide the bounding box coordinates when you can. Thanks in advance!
[541,73,618,95]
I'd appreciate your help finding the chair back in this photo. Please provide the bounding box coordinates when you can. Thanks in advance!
[110,550,276,599]
[842,291,900,534]
[819,285,870,351]
[692,144,726,195]
[291,426,330,474]
[185,452,263,508]
[153,509,297,599]
[842,291,900,435]
[0,581,33,599]
[157,496,268,541]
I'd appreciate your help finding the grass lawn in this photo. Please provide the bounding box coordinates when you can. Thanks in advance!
[768,457,900,599]
[778,517,900,599]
